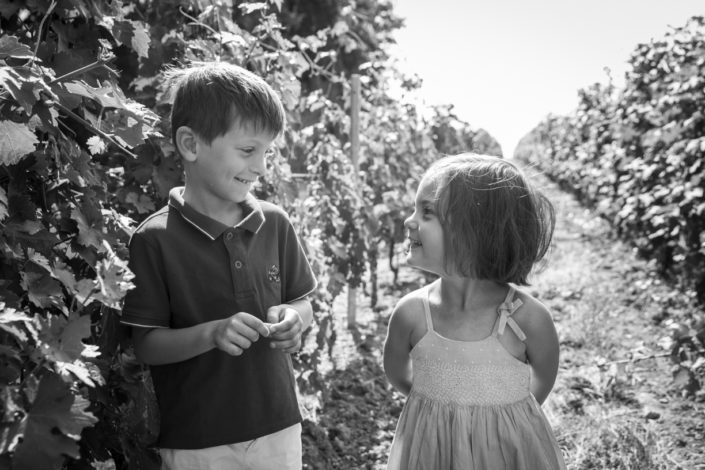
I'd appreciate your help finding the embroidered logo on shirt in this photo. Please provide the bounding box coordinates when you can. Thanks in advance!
[267,265,281,283]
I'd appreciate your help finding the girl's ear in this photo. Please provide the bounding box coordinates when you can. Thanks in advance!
[175,126,199,162]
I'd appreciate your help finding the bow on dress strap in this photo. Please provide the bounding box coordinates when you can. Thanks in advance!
[497,297,527,342]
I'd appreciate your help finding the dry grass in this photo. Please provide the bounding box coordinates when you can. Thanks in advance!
[565,417,658,469]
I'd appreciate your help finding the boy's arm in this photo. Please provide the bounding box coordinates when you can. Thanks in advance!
[132,312,271,365]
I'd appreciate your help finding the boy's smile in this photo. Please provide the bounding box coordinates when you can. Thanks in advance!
[234,176,256,184]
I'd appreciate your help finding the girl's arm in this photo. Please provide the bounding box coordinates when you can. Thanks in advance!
[383,300,417,396]
[521,300,560,405]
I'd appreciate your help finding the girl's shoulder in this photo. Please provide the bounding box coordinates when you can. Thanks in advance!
[510,287,556,340]
[389,287,429,332]
[396,285,428,308]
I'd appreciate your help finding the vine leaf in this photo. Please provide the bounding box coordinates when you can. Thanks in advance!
[0,343,22,384]
[0,66,51,115]
[13,373,97,470]
[95,257,134,310]
[86,136,107,155]
[0,121,38,166]
[64,80,159,126]
[36,313,91,364]
[111,118,145,147]
[51,262,96,307]
[0,2,22,18]
[112,20,151,59]
[125,192,155,214]
[240,2,269,14]
[64,81,123,109]
[130,21,151,59]
[19,262,63,309]
[0,306,36,344]
[26,249,51,272]
[66,147,102,187]
[71,207,103,249]
[274,71,301,110]
[0,36,33,59]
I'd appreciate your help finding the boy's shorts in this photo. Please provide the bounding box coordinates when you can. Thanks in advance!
[159,423,302,470]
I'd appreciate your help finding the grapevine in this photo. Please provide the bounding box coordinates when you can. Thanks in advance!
[515,16,705,399]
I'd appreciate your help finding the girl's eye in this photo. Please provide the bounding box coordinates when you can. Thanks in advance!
[240,147,255,155]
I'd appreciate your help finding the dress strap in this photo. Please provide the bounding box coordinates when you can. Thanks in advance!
[422,286,434,332]
[494,286,527,342]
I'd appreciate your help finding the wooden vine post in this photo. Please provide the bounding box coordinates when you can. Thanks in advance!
[348,74,361,329]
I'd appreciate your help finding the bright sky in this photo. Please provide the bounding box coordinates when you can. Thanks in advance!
[389,0,704,157]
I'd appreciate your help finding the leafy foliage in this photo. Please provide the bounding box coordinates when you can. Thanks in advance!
[515,16,705,398]
[0,0,499,468]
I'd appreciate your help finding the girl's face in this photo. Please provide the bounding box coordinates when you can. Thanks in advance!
[403,177,446,274]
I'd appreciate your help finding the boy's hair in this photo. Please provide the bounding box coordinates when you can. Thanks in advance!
[165,61,286,146]
[424,153,555,285]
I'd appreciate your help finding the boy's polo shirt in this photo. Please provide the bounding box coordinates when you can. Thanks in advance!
[121,187,317,449]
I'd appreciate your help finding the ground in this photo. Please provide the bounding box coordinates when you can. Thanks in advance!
[300,175,705,470]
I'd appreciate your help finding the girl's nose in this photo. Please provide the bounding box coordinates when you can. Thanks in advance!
[404,217,418,230]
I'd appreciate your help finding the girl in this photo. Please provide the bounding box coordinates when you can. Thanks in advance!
[384,153,566,469]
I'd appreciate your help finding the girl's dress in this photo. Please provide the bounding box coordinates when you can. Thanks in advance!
[387,285,566,470]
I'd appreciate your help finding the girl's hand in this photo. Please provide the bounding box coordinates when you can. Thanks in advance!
[266,304,304,353]
[212,312,270,356]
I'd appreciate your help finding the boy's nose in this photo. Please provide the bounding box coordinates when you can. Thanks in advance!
[251,152,267,175]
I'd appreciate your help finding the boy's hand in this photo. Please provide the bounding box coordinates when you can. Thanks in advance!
[212,312,270,356]
[266,305,304,353]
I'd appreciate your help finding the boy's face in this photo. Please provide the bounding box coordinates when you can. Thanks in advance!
[185,121,276,207]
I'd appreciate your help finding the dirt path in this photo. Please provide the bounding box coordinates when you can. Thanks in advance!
[302,175,705,470]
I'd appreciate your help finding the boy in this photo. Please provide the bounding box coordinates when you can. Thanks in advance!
[121,62,317,470]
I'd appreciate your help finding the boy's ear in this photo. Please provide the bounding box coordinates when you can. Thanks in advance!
[175,126,199,162]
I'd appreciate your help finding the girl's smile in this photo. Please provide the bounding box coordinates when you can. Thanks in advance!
[407,237,422,251]
[403,177,445,274]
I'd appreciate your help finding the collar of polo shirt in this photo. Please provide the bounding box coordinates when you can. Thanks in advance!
[167,187,265,240]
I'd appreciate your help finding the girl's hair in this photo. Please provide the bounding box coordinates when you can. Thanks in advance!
[424,153,555,285]
[165,61,285,146]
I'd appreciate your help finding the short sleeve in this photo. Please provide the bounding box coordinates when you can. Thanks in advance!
[281,220,317,303]
[121,231,171,328]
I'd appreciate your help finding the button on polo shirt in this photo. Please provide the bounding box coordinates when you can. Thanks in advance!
[121,187,317,449]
